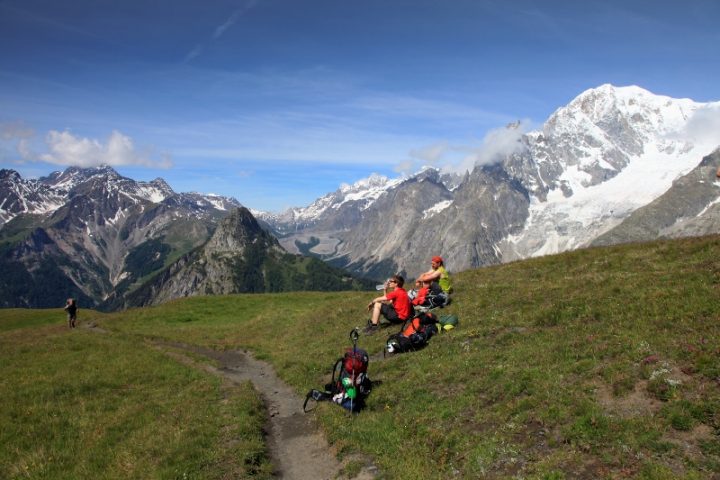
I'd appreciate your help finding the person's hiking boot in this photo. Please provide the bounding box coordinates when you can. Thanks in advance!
[363,323,379,335]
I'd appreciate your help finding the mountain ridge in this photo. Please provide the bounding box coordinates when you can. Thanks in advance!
[3,84,720,308]
[258,84,720,279]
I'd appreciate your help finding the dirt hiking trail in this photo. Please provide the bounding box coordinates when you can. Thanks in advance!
[160,342,378,480]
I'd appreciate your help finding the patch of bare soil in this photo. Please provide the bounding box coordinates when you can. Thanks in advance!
[159,342,377,480]
[595,379,662,419]
[81,321,111,333]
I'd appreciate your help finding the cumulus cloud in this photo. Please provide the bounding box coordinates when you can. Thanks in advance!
[454,120,529,173]
[682,104,720,146]
[398,120,531,175]
[37,130,172,168]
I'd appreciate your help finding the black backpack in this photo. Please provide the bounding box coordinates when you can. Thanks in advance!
[385,312,439,355]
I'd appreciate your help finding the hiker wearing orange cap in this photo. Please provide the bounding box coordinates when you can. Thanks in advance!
[418,256,453,294]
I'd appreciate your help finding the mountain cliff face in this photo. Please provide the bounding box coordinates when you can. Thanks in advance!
[259,85,720,280]
[114,207,374,308]
[0,166,241,308]
[4,84,720,307]
[0,166,372,309]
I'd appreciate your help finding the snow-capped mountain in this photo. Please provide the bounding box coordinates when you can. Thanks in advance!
[264,85,720,280]
[258,169,463,237]
[0,169,66,224]
[590,149,720,247]
[0,165,243,309]
[0,165,241,228]
[4,84,720,308]
[258,173,403,234]
[499,84,719,261]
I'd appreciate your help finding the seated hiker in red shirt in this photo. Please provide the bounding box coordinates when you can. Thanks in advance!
[411,278,432,307]
[364,274,412,335]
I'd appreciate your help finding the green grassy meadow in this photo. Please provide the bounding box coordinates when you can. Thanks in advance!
[2,235,720,479]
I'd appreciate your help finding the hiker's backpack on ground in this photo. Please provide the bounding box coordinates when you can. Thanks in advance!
[385,312,438,354]
[428,282,451,308]
[304,329,372,413]
[327,348,372,411]
[414,282,450,312]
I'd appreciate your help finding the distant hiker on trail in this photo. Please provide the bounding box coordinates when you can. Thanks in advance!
[363,274,411,335]
[64,298,77,328]
[418,256,453,294]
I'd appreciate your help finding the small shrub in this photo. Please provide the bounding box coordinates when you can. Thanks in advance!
[647,377,678,402]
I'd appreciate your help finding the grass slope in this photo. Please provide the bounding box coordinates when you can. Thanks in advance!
[2,235,720,479]
[0,317,271,479]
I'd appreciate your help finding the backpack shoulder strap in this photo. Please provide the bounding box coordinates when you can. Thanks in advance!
[330,358,343,387]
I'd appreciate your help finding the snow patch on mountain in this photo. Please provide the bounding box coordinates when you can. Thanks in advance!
[423,200,453,219]
[337,174,402,209]
[137,185,168,203]
[263,173,399,225]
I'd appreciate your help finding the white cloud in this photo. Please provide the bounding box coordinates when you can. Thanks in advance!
[214,1,258,39]
[683,104,720,146]
[453,120,529,173]
[185,0,259,62]
[37,130,172,168]
[409,142,450,164]
[393,159,414,175]
[397,141,459,175]
[398,120,531,176]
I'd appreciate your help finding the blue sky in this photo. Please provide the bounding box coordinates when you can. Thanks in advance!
[1,0,719,212]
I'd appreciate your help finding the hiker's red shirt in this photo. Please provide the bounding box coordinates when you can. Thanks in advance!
[412,286,430,306]
[387,287,411,320]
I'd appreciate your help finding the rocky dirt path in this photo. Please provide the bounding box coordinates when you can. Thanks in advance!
[159,342,377,480]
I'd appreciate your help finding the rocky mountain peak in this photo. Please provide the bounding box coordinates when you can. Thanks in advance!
[548,84,700,138]
[149,177,174,195]
[205,207,279,254]
[39,164,123,192]
[411,167,446,184]
[0,169,22,182]
[339,172,391,194]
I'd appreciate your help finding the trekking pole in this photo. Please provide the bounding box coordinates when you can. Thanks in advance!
[349,327,360,412]
[350,327,359,351]
[348,327,360,412]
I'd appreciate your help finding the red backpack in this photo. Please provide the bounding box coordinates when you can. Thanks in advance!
[303,329,372,413]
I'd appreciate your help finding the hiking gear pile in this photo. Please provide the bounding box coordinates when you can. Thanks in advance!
[304,328,372,413]
[385,311,439,355]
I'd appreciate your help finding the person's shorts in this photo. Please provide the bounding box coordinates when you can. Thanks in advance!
[380,304,406,324]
